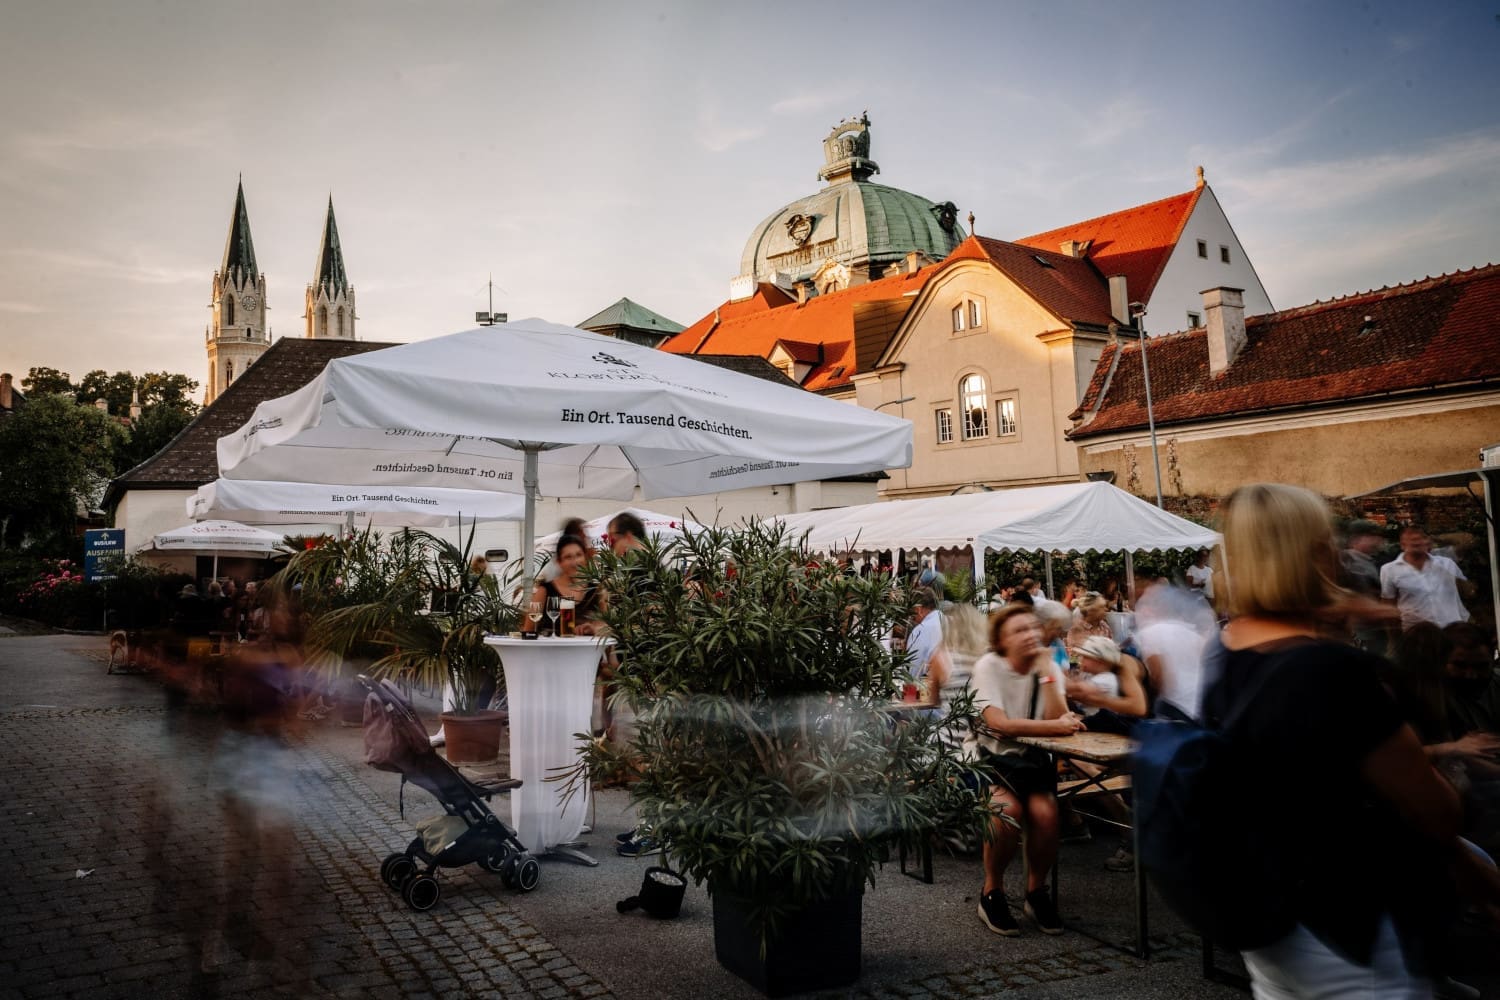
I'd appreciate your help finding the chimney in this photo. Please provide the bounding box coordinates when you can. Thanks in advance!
[0,373,11,411]
[796,281,813,305]
[1059,239,1092,259]
[905,251,924,274]
[1203,286,1247,376]
[1107,275,1130,326]
[129,388,143,420]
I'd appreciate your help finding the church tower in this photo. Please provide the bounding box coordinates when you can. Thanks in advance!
[205,180,269,405]
[305,197,356,340]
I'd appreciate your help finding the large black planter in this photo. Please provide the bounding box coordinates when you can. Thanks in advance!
[711,888,862,996]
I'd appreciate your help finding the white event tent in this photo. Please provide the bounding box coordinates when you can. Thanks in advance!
[215,318,913,578]
[776,482,1220,590]
[532,507,705,557]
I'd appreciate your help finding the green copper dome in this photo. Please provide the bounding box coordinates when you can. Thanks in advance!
[738,116,965,287]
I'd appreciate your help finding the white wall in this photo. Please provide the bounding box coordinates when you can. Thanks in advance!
[1146,186,1274,335]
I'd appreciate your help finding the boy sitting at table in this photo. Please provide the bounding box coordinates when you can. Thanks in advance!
[967,604,1085,937]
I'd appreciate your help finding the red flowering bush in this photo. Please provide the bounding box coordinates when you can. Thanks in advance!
[15,559,101,629]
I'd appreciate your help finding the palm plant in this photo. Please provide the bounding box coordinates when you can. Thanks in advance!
[275,524,519,713]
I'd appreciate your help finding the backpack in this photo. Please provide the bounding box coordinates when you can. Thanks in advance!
[1133,650,1296,951]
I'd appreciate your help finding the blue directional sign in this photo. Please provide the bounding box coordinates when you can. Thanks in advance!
[83,529,126,583]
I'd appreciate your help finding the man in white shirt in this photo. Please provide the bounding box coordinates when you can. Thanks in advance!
[906,588,946,681]
[1184,548,1214,603]
[1380,525,1471,630]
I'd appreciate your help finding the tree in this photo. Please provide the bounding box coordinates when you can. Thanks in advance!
[114,403,195,472]
[21,367,76,398]
[77,370,140,415]
[137,372,199,413]
[0,394,125,548]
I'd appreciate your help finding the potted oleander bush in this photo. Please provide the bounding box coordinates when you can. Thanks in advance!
[282,525,519,760]
[574,520,989,996]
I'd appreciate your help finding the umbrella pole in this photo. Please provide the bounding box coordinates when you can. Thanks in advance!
[1124,551,1135,606]
[212,552,219,583]
[522,445,539,595]
[1044,552,1054,601]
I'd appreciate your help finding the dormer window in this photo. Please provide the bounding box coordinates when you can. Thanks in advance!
[1187,311,1202,329]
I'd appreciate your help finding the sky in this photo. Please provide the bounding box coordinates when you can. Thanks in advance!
[2,0,1498,400]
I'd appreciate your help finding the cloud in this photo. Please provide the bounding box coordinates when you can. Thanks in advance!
[1221,129,1500,214]
[3,249,199,287]
[695,100,764,153]
[3,103,229,173]
[769,90,856,116]
[0,300,45,314]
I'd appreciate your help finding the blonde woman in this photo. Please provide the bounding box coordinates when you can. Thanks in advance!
[1066,591,1114,655]
[1207,483,1490,998]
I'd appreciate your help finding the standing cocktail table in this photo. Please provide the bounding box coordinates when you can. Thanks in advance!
[484,635,611,866]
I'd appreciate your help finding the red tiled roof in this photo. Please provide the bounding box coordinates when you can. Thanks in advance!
[948,236,1114,326]
[1017,187,1202,306]
[1069,264,1500,439]
[664,267,937,392]
[660,283,794,355]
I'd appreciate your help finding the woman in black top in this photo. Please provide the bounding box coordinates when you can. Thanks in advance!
[529,534,599,633]
[1208,483,1491,997]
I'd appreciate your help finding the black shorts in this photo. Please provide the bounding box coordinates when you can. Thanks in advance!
[980,746,1057,800]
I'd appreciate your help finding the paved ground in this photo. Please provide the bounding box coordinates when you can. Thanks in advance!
[0,628,1485,998]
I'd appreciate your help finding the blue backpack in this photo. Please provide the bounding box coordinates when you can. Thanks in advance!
[1133,653,1296,951]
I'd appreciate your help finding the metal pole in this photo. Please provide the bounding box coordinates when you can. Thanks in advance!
[1135,312,1165,508]
[522,445,539,595]
[1124,551,1136,607]
[1484,470,1500,651]
[1044,551,1055,601]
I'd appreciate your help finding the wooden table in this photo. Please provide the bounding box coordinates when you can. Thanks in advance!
[1014,731,1147,959]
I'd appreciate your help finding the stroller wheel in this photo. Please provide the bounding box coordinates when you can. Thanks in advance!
[514,855,541,893]
[382,854,416,892]
[402,874,441,911]
[480,848,512,874]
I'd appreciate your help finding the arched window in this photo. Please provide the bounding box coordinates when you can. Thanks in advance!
[224,296,235,325]
[226,360,234,385]
[318,305,328,336]
[960,373,988,439]
[337,306,345,338]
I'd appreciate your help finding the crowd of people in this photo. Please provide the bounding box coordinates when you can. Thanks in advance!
[891,495,1497,998]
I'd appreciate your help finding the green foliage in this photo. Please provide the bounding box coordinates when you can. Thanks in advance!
[573,520,991,938]
[21,367,200,415]
[114,404,195,473]
[983,547,1198,595]
[277,525,520,713]
[0,393,125,548]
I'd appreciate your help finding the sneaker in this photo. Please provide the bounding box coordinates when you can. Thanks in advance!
[1024,889,1063,934]
[1103,848,1135,873]
[977,889,1020,936]
[615,831,636,845]
[616,836,661,858]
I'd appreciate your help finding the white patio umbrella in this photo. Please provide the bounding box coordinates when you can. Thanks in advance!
[149,519,287,579]
[216,318,913,582]
[188,477,525,528]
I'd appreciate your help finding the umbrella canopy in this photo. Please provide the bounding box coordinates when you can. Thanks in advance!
[188,478,525,528]
[776,482,1220,579]
[532,507,705,556]
[217,318,912,578]
[150,519,287,554]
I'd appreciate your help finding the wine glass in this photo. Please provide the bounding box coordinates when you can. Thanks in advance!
[525,600,542,636]
[545,596,561,636]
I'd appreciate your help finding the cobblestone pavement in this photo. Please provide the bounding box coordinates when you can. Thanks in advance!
[1,633,1244,1000]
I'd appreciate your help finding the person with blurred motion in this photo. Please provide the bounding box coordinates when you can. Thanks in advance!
[1184,548,1215,605]
[906,587,948,691]
[968,605,1085,937]
[1205,483,1497,998]
[1067,591,1115,655]
[1339,519,1389,652]
[1382,525,1473,631]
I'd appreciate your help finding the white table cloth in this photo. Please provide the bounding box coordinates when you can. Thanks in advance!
[485,635,610,856]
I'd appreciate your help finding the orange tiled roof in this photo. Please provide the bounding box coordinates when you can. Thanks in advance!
[1016,187,1202,306]
[660,283,794,355]
[948,236,1114,326]
[1069,264,1500,438]
[664,267,938,392]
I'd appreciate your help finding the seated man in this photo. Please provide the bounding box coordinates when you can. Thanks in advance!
[967,604,1084,937]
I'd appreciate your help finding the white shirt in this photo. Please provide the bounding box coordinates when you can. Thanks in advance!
[906,611,943,679]
[1185,564,1214,600]
[965,652,1066,757]
[1380,554,1469,629]
[1077,670,1119,717]
[1136,620,1209,721]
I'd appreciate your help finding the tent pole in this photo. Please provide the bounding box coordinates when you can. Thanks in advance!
[1124,551,1135,607]
[212,552,219,582]
[1044,551,1054,601]
[971,544,985,594]
[1484,471,1500,650]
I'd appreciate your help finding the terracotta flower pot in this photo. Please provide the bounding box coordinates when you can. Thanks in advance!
[441,709,508,764]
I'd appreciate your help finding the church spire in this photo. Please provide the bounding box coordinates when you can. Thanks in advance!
[313,195,348,295]
[221,178,259,282]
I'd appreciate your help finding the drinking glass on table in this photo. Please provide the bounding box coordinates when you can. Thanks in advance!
[545,596,561,636]
[523,600,542,638]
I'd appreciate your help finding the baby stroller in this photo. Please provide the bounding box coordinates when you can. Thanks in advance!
[358,674,540,910]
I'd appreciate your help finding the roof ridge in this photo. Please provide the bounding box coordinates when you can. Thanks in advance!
[1246,261,1500,324]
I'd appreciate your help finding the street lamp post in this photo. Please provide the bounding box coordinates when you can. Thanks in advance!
[874,395,915,412]
[1130,303,1164,508]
